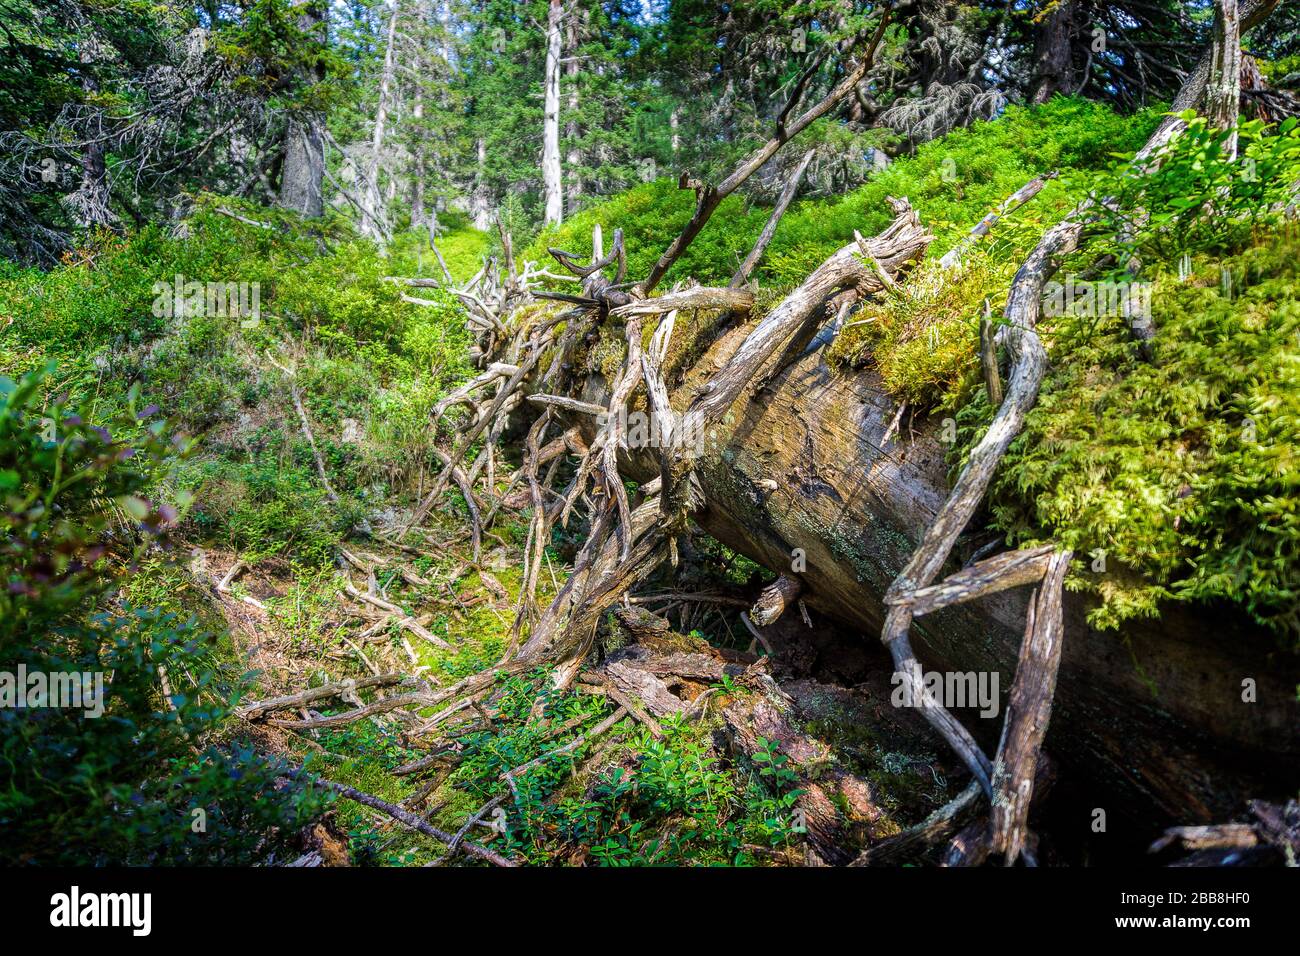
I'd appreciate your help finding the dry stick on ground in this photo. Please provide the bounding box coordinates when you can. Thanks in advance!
[213,206,272,229]
[500,705,629,786]
[435,796,505,864]
[269,691,436,730]
[215,560,267,612]
[340,634,381,676]
[316,779,517,867]
[237,673,407,720]
[730,148,816,289]
[341,582,454,650]
[427,448,483,564]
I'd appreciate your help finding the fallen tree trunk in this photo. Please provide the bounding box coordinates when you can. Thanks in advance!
[488,215,1299,826]
[597,328,1300,822]
[431,2,1297,839]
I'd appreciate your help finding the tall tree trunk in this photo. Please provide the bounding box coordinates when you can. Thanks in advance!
[470,137,491,230]
[564,3,582,215]
[281,118,325,218]
[73,141,114,228]
[542,0,564,226]
[361,0,400,241]
[411,86,426,227]
[1207,0,1242,160]
[69,40,115,228]
[1030,0,1076,105]
[410,1,429,229]
[1134,0,1278,164]
[280,0,327,218]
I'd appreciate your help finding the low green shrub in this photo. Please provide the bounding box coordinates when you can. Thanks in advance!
[438,671,805,865]
[0,366,326,865]
[526,98,1155,289]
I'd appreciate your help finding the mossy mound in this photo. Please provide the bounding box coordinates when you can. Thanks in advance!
[980,234,1300,641]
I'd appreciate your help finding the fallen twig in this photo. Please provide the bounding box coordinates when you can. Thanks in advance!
[317,778,517,867]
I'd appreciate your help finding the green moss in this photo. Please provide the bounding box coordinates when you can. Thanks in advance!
[829,246,1018,409]
[585,327,627,381]
[978,233,1300,641]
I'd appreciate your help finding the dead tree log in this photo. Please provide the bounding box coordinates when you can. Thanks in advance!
[237,673,408,720]
[420,3,1298,843]
[723,668,882,865]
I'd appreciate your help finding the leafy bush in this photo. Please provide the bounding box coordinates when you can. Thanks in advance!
[0,196,476,564]
[437,671,804,865]
[1090,114,1300,262]
[0,367,326,865]
[192,457,346,566]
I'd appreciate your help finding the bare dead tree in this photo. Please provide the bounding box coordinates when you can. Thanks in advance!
[542,0,565,226]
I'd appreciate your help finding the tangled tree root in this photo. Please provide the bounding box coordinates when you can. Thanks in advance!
[243,12,1255,866]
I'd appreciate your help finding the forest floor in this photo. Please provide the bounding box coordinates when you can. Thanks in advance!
[163,494,969,866]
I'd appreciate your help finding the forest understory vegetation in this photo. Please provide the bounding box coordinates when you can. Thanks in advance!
[5,98,1298,866]
[3,0,1299,871]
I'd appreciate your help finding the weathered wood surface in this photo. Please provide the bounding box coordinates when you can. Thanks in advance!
[592,315,1300,822]
[723,670,882,865]
[750,573,804,626]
